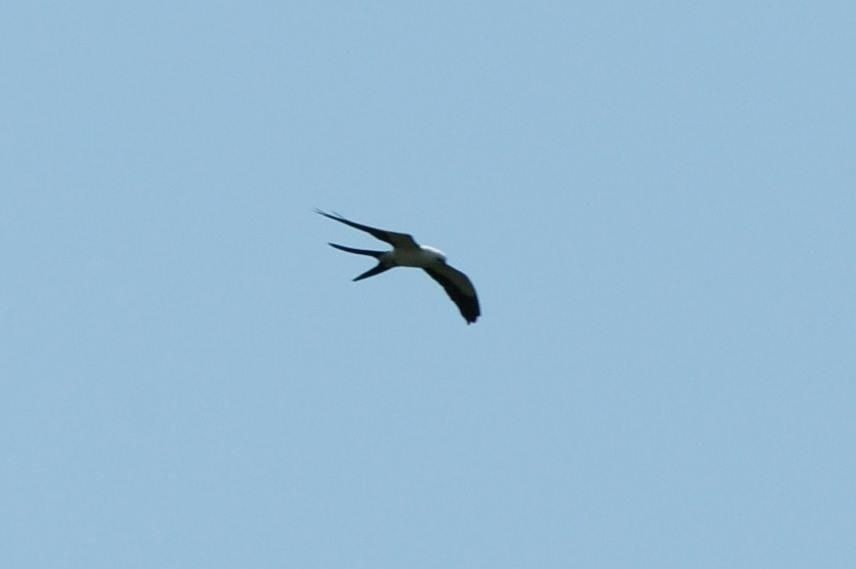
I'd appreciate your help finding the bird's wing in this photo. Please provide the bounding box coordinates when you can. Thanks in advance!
[316,210,418,248]
[423,264,480,324]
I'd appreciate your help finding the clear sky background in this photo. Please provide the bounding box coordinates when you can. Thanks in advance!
[2,2,854,568]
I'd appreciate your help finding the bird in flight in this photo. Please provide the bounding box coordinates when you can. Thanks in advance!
[317,209,480,324]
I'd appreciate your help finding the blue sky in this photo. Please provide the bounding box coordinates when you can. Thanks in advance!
[2,2,854,567]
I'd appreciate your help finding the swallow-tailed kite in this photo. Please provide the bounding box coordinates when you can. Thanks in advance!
[317,210,480,324]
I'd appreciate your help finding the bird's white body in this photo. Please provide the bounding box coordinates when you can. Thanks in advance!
[386,245,446,267]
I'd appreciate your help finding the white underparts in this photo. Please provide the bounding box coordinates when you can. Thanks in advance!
[387,245,446,267]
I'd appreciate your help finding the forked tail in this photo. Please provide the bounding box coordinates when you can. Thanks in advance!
[328,243,385,258]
